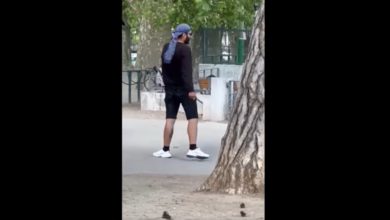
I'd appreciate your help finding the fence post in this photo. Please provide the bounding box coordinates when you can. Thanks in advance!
[137,71,142,102]
[237,23,246,65]
[127,71,131,103]
[237,38,245,64]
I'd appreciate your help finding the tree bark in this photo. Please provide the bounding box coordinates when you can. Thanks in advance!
[122,19,131,71]
[197,1,265,195]
[227,30,238,64]
[206,29,222,63]
[190,29,203,83]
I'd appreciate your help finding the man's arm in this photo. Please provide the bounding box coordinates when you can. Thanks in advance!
[180,46,194,93]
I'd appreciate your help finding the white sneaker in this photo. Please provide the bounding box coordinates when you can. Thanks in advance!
[186,148,210,159]
[153,149,172,158]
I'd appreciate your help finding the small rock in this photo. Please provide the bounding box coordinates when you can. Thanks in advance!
[240,203,245,208]
[240,211,246,217]
[162,211,171,219]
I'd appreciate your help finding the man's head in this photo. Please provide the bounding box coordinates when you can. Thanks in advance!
[174,23,192,44]
[163,23,192,64]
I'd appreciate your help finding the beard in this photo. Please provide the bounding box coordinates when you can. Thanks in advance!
[184,35,191,44]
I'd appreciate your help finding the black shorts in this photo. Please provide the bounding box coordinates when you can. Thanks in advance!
[164,87,198,120]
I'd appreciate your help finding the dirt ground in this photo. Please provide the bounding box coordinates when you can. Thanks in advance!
[122,104,264,220]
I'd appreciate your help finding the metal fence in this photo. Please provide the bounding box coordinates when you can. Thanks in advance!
[122,67,163,103]
[200,28,251,65]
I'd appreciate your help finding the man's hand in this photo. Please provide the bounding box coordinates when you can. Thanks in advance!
[188,91,197,100]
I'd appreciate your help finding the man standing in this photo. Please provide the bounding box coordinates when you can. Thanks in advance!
[153,23,209,159]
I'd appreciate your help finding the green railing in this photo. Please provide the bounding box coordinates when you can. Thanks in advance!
[200,28,251,65]
[122,67,161,103]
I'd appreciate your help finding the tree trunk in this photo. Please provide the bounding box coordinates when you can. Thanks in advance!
[206,29,222,63]
[197,1,265,195]
[227,30,238,64]
[122,20,131,71]
[191,29,203,83]
[136,18,171,69]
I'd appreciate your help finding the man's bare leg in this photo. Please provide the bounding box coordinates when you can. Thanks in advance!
[187,118,198,145]
[164,119,176,146]
[153,118,176,158]
[186,118,210,159]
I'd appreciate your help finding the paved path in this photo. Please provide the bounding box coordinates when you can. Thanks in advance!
[122,105,228,175]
